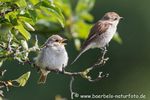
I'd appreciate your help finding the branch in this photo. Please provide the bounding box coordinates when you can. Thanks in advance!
[0,80,14,97]
[0,70,6,77]
[0,34,109,99]
[0,81,12,91]
[31,46,109,81]
[0,2,19,17]
[0,36,40,62]
[70,76,75,99]
[27,47,109,99]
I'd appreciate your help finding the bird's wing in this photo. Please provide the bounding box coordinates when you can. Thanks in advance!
[81,21,112,50]
[71,21,112,65]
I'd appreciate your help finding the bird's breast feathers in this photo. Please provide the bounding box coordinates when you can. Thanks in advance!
[36,46,68,71]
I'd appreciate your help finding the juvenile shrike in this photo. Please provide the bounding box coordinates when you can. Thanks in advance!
[35,35,68,84]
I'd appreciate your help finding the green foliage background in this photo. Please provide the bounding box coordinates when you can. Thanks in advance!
[0,0,150,100]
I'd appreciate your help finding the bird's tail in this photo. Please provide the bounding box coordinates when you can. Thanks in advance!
[38,69,50,84]
[38,73,47,84]
[71,47,88,65]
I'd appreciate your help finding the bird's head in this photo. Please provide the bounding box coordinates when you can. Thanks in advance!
[45,35,67,47]
[102,12,123,26]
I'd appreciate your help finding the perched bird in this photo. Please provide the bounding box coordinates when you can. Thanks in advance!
[35,35,68,84]
[71,12,122,64]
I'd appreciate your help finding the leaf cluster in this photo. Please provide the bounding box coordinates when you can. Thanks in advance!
[0,0,122,98]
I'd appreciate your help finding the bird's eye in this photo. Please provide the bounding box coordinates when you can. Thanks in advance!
[55,39,59,42]
[114,18,118,20]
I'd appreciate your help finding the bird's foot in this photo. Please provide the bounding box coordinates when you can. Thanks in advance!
[62,67,65,73]
[45,67,61,74]
[34,65,40,73]
[96,56,109,66]
[101,46,107,54]
[101,57,109,65]
[96,46,109,65]
[54,69,60,74]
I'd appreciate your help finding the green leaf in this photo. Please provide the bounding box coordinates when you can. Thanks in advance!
[18,10,37,24]
[35,1,65,27]
[0,23,12,34]
[113,32,123,44]
[35,19,62,32]
[15,0,27,8]
[5,11,18,25]
[15,21,31,40]
[79,12,94,22]
[0,0,12,2]
[23,21,35,31]
[0,60,4,67]
[75,0,95,22]
[76,0,95,13]
[19,16,34,25]
[21,40,28,50]
[73,20,92,39]
[28,9,37,22]
[14,71,31,87]
[74,38,81,50]
[39,6,65,27]
[29,0,40,5]
[54,0,72,17]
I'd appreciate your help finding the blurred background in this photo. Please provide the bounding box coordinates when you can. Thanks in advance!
[2,0,150,100]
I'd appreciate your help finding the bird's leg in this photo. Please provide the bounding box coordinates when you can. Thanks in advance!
[96,46,109,65]
[54,69,60,74]
[45,67,60,73]
[100,46,109,65]
[33,64,40,73]
[62,64,65,73]
[36,66,40,73]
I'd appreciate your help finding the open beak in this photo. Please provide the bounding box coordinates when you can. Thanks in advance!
[60,38,67,45]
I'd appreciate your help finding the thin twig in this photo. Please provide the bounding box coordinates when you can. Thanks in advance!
[0,44,6,49]
[0,81,11,91]
[91,46,109,68]
[7,33,12,52]
[0,35,40,62]
[0,70,6,77]
[0,90,4,97]
[29,46,109,81]
[0,34,109,99]
[70,76,74,99]
[52,70,82,76]
[88,72,109,82]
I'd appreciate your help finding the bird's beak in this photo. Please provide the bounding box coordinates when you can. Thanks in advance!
[119,17,123,20]
[60,39,67,45]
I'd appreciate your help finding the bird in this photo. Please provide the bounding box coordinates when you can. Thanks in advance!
[35,35,68,84]
[71,12,122,64]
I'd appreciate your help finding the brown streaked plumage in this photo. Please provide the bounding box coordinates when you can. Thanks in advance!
[81,21,112,51]
[71,12,122,64]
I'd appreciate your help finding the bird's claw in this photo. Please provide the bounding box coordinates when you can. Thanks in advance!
[101,57,109,65]
[96,57,109,65]
[45,67,60,73]
[54,69,60,74]
[62,67,65,73]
